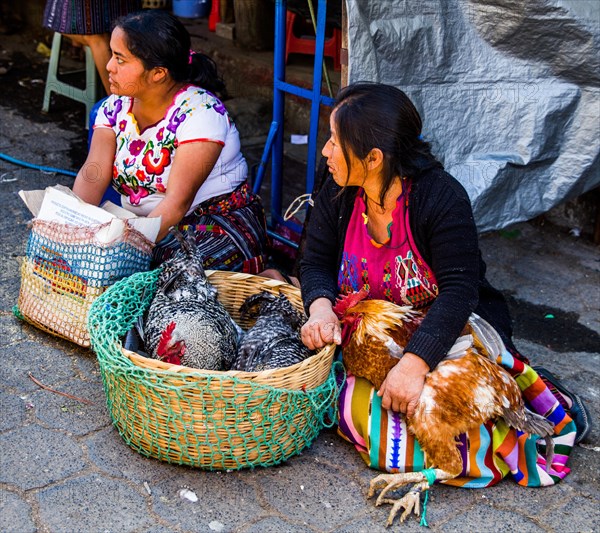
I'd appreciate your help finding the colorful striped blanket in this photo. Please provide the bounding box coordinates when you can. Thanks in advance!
[338,350,575,487]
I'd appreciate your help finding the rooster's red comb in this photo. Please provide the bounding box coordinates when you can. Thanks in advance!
[332,287,369,318]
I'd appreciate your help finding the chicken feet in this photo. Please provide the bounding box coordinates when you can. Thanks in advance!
[368,469,455,526]
[375,481,428,525]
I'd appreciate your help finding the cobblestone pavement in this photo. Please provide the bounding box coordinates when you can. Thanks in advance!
[1,81,599,533]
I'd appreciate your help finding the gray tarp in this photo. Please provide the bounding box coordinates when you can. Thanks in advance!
[346,0,600,232]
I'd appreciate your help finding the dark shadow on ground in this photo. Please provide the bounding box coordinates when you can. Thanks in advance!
[505,295,600,352]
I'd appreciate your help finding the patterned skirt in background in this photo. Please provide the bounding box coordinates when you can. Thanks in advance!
[43,0,142,34]
[152,182,269,274]
[338,350,575,488]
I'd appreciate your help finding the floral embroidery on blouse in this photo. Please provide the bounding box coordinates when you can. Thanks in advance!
[206,91,227,115]
[102,88,229,206]
[129,139,145,156]
[96,85,244,213]
[103,98,122,126]
[167,106,187,134]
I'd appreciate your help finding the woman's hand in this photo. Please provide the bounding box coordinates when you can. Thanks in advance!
[301,297,342,350]
[377,352,429,418]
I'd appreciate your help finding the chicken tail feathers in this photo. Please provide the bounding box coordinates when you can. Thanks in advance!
[503,407,555,473]
[467,313,505,361]
[157,229,207,294]
[523,408,555,438]
[239,291,276,320]
[170,227,193,253]
[523,409,556,471]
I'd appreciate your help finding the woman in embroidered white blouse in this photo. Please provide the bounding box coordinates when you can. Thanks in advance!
[73,9,269,272]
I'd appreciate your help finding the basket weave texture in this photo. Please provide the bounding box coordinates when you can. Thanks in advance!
[88,269,340,470]
[16,219,152,346]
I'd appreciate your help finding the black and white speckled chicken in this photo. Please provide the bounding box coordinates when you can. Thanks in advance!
[144,230,239,370]
[231,291,312,372]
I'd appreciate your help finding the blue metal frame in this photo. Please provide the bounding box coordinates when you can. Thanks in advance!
[254,0,335,239]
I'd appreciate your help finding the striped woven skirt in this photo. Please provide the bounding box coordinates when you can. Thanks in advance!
[152,182,269,274]
[338,350,575,488]
[43,0,142,34]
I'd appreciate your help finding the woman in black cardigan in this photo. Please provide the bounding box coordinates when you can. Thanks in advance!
[299,82,588,439]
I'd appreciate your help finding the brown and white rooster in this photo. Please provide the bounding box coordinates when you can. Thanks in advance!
[332,289,555,526]
[144,230,240,370]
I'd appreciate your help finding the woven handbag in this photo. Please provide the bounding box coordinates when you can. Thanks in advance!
[16,218,153,346]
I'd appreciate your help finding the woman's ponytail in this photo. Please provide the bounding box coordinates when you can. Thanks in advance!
[189,52,227,97]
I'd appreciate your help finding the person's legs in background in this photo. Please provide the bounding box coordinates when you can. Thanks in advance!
[64,33,111,95]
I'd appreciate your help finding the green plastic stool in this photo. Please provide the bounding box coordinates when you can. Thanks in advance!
[42,32,99,129]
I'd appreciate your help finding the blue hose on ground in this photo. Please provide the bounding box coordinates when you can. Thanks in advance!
[0,152,77,177]
[1,151,296,243]
[0,151,122,204]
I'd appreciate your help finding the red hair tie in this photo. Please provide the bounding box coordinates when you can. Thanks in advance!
[188,49,197,65]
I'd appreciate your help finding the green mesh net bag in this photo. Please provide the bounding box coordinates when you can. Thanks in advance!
[88,269,342,470]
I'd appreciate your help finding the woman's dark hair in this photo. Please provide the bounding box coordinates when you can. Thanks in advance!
[333,82,439,206]
[113,10,226,95]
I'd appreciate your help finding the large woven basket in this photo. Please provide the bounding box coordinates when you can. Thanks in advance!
[88,269,339,470]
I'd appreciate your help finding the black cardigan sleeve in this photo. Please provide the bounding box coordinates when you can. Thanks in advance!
[300,178,347,311]
[405,170,481,369]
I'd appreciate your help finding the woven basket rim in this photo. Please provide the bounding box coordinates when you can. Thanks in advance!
[121,344,335,384]
[30,216,155,249]
[113,270,336,390]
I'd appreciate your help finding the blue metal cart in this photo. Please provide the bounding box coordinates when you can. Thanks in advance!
[253,0,336,247]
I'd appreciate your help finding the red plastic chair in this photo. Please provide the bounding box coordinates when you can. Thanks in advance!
[285,10,341,71]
